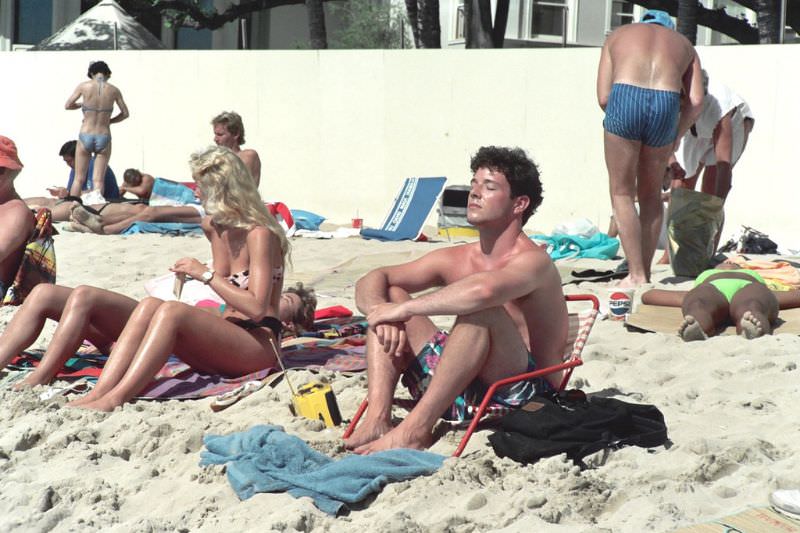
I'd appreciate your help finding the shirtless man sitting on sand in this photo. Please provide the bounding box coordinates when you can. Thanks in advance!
[597,9,705,287]
[344,146,568,454]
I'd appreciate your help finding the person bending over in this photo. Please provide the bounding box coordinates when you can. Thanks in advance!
[597,10,704,287]
[344,146,568,454]
[642,262,800,341]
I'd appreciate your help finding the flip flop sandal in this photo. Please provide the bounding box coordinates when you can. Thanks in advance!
[210,380,265,412]
[39,378,95,401]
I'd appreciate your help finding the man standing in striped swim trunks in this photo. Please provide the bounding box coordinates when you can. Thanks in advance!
[597,10,705,287]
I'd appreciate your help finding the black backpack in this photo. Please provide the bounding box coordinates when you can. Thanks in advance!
[488,391,668,467]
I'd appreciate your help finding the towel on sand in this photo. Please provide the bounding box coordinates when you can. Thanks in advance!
[532,233,619,261]
[200,425,445,515]
[121,222,202,235]
[726,256,800,290]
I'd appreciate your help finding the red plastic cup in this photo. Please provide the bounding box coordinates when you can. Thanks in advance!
[352,218,363,229]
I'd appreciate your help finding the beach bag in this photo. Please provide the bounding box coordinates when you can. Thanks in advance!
[488,391,668,467]
[2,208,57,306]
[667,188,724,277]
[739,226,778,254]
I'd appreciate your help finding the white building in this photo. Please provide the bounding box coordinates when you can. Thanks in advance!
[0,0,792,51]
[439,0,788,48]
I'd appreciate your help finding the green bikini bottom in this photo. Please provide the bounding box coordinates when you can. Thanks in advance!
[694,269,766,303]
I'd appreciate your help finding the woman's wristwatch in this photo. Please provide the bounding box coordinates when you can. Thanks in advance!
[201,269,215,284]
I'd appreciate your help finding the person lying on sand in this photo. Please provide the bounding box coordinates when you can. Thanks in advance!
[642,261,800,340]
[0,147,295,410]
[343,146,568,454]
[68,170,207,234]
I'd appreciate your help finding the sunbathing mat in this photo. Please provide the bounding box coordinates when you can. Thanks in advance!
[137,335,366,400]
[7,350,107,379]
[5,333,366,400]
[673,506,800,532]
[625,305,800,336]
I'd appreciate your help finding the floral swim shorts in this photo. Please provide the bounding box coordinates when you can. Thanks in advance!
[400,330,554,422]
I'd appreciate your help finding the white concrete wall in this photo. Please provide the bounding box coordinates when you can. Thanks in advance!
[0,46,797,246]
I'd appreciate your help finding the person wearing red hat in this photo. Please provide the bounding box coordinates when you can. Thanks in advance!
[0,136,35,298]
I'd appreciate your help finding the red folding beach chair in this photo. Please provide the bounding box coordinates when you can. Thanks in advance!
[343,294,600,457]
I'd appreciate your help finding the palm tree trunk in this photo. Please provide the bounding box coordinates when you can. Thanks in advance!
[306,0,328,49]
[757,0,781,43]
[677,0,698,44]
[419,0,441,48]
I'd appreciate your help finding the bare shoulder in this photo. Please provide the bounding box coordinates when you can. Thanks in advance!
[239,149,260,163]
[513,240,556,271]
[0,200,34,231]
[246,224,271,242]
[200,216,215,235]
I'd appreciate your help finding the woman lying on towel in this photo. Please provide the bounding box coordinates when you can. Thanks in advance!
[0,147,302,408]
[642,261,800,341]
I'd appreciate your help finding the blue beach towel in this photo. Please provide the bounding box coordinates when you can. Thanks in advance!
[121,222,203,235]
[149,178,200,207]
[532,232,619,260]
[360,177,446,241]
[200,425,445,515]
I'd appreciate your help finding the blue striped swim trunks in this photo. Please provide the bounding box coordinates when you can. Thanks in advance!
[603,83,680,147]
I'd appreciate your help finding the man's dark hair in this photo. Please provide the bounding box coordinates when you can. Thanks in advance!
[59,140,77,158]
[87,60,111,78]
[470,146,543,225]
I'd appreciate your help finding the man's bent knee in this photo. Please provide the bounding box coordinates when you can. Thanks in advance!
[454,306,510,327]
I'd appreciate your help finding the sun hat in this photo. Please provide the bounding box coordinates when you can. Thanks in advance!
[0,136,23,171]
[640,9,675,30]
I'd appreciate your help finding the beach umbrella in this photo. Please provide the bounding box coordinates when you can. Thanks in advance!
[30,0,165,51]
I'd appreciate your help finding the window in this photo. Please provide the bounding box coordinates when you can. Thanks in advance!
[609,0,634,30]
[453,1,465,40]
[530,0,566,37]
[14,0,52,45]
[175,0,213,49]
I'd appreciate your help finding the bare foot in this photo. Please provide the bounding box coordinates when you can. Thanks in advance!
[679,315,708,342]
[69,220,96,234]
[11,380,31,392]
[343,418,393,450]
[65,388,104,407]
[70,205,104,233]
[611,275,646,289]
[739,311,767,339]
[656,250,670,265]
[13,370,50,390]
[353,424,433,455]
[66,397,116,411]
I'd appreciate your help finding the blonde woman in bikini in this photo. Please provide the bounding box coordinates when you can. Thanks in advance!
[65,61,129,200]
[0,147,291,408]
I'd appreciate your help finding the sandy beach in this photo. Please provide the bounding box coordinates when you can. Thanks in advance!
[1,227,799,532]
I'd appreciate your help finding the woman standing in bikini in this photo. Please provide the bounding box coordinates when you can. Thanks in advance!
[0,147,297,407]
[65,61,129,200]
[642,261,800,341]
